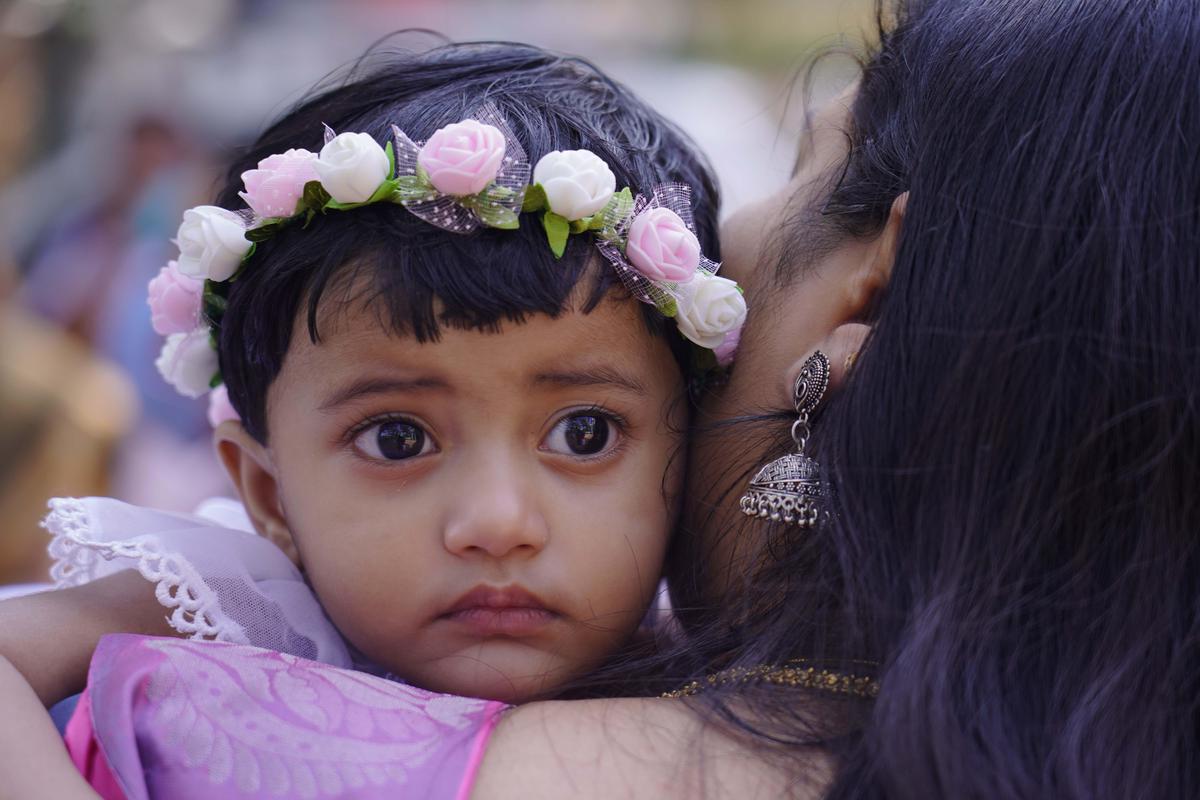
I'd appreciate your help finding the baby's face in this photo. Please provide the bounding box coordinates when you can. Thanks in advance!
[259,295,684,701]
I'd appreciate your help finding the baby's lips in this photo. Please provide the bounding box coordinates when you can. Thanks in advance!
[441,584,556,616]
[438,584,562,638]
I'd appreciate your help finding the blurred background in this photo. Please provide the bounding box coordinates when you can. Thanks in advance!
[0,0,869,584]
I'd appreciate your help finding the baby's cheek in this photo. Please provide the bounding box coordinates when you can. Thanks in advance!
[571,499,669,618]
[291,522,425,645]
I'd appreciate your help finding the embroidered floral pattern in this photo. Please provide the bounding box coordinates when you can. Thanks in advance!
[137,638,493,797]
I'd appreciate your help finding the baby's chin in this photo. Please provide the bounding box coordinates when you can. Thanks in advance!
[385,641,598,703]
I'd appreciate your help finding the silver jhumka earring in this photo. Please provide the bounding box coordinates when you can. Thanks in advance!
[739,351,830,527]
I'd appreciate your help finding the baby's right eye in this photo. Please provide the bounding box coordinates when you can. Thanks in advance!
[353,418,436,461]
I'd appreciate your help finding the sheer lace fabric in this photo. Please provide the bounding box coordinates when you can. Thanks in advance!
[44,497,350,666]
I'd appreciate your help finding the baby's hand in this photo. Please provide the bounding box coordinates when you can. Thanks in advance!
[0,570,176,707]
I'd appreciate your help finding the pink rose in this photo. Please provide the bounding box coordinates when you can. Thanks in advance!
[147,260,204,336]
[239,148,319,218]
[417,120,506,197]
[625,208,701,283]
[713,327,742,367]
[207,384,240,427]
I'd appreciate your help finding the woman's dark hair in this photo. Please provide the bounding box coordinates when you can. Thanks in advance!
[678,0,1200,797]
[212,41,719,441]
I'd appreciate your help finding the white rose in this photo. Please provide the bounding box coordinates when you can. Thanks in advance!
[155,329,219,398]
[174,206,251,282]
[674,273,748,349]
[533,149,616,220]
[314,132,391,204]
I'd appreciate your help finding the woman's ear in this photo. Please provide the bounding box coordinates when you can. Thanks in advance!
[212,421,301,566]
[844,191,907,321]
[877,191,908,269]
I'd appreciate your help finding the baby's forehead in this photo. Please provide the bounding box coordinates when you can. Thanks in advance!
[276,293,679,406]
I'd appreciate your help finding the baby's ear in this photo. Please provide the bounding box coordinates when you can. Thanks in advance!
[212,421,302,567]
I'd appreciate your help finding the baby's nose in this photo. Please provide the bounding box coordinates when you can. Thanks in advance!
[441,464,549,559]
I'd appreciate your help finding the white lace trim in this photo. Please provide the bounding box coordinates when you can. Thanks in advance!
[43,497,248,644]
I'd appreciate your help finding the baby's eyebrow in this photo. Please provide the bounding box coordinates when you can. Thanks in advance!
[532,367,648,396]
[319,376,450,411]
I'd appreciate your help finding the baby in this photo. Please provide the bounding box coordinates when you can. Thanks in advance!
[39,41,746,707]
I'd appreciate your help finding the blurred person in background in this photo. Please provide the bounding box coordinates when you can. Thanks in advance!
[20,116,185,344]
[15,115,231,511]
[0,290,136,587]
[0,29,139,586]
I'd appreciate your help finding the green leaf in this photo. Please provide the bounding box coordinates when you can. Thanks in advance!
[522,183,548,213]
[301,180,331,212]
[475,204,519,230]
[394,174,429,190]
[391,174,435,203]
[392,188,434,203]
[568,217,590,234]
[656,297,679,318]
[228,242,256,279]
[325,180,403,209]
[487,185,514,200]
[606,187,634,219]
[202,287,227,315]
[593,187,634,240]
[384,140,396,177]
[542,212,569,258]
[594,227,623,245]
[208,372,223,390]
[244,221,284,243]
[367,178,399,204]
[690,346,719,376]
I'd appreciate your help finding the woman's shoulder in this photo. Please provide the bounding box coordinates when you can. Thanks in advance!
[472,696,831,800]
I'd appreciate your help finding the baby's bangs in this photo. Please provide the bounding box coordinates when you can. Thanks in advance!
[295,203,616,347]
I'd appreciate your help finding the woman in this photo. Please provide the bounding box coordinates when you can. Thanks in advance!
[671,0,1200,796]
[3,0,1197,796]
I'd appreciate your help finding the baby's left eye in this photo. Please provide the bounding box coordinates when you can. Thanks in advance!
[542,413,617,457]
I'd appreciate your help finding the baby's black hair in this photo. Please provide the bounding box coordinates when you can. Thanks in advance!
[212,41,720,441]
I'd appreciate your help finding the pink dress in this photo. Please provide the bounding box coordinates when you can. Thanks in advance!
[66,634,508,800]
[44,498,509,797]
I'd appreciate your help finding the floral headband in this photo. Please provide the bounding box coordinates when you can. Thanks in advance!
[149,104,747,423]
